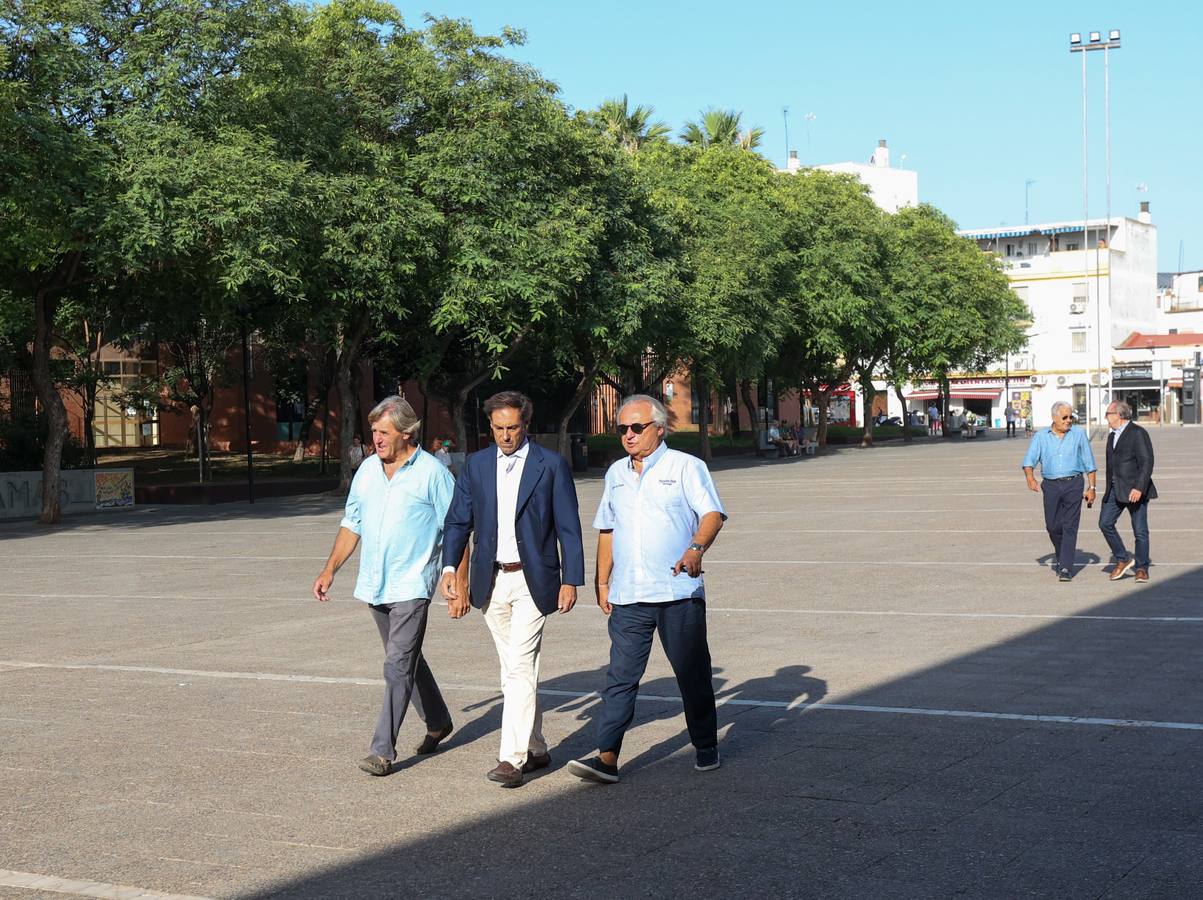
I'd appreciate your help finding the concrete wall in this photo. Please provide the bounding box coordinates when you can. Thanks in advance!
[0,468,135,520]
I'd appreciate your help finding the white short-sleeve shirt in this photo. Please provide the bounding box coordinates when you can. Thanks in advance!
[593,443,726,605]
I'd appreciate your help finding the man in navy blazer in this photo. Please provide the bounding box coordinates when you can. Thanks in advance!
[441,390,585,787]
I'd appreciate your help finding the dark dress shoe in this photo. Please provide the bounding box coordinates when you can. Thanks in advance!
[414,723,453,755]
[1134,568,1149,583]
[487,761,524,788]
[522,752,551,774]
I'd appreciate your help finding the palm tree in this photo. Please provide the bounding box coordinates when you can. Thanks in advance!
[680,107,764,150]
[592,95,671,153]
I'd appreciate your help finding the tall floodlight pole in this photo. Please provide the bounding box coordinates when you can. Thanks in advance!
[1024,179,1036,225]
[782,106,790,168]
[1070,29,1120,432]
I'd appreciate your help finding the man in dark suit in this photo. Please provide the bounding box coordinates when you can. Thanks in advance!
[441,391,585,787]
[1100,400,1157,582]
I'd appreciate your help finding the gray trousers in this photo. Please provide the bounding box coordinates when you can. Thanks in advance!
[368,598,451,760]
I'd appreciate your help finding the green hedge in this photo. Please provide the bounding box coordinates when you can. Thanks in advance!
[823,424,927,444]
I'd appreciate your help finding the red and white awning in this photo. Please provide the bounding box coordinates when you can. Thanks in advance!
[905,390,1002,401]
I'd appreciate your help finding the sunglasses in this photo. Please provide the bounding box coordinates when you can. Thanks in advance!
[617,422,656,436]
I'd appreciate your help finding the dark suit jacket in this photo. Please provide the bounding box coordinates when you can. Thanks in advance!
[441,441,585,616]
[1103,422,1157,504]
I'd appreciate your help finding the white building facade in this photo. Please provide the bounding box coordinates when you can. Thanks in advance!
[787,139,918,214]
[885,206,1158,430]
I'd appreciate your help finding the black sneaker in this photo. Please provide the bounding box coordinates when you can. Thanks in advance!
[1058,569,1073,582]
[566,756,619,784]
[695,746,721,771]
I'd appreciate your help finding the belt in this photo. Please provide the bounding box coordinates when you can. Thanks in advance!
[1044,474,1082,483]
[495,561,524,573]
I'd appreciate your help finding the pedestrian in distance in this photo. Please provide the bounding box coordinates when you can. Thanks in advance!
[568,394,727,785]
[440,391,585,788]
[312,396,459,776]
[1004,403,1018,438]
[1021,400,1098,582]
[1099,400,1157,582]
[927,403,940,436]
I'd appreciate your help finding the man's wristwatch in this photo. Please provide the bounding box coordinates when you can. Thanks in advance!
[687,542,705,553]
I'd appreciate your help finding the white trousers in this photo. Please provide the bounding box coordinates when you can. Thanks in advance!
[482,569,548,767]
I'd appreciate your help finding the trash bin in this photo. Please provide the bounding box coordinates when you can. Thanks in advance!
[570,434,589,472]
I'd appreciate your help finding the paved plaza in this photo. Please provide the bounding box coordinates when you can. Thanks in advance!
[2,429,1203,899]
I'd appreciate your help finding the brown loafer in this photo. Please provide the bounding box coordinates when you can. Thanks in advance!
[1134,568,1149,583]
[1109,558,1135,581]
[522,752,551,774]
[358,755,392,776]
[487,761,524,788]
[414,723,453,755]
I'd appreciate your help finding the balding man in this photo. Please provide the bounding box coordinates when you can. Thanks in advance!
[1022,400,1098,582]
[1100,400,1157,582]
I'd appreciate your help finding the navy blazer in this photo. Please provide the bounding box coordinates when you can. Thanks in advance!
[1103,422,1158,504]
[441,441,586,616]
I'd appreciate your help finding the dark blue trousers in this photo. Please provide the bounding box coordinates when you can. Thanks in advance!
[1099,491,1151,569]
[596,598,718,756]
[1042,474,1084,572]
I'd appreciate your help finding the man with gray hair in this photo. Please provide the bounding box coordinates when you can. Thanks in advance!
[1100,400,1157,582]
[1021,400,1098,582]
[312,396,458,776]
[568,393,727,784]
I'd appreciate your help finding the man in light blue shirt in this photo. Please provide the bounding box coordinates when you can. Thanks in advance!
[568,394,727,784]
[1021,400,1098,581]
[313,396,458,776]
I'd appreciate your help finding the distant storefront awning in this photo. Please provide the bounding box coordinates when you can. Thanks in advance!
[906,390,1002,401]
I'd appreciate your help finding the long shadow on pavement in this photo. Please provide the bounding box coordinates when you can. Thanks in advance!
[242,563,1203,899]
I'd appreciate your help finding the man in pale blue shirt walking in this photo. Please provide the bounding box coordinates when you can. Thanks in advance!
[568,394,727,784]
[1021,401,1098,582]
[312,396,458,776]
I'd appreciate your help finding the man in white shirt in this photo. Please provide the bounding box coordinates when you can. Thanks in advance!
[568,394,727,784]
[441,391,585,787]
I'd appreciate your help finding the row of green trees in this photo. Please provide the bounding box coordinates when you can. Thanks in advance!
[1,0,1027,523]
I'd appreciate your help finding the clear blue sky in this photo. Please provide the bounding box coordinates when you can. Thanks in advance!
[396,0,1202,273]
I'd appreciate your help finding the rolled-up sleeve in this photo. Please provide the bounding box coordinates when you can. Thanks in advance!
[340,471,363,535]
[593,477,617,530]
[1078,431,1098,473]
[1021,435,1042,470]
[683,459,726,520]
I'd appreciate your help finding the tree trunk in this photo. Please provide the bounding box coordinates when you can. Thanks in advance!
[696,375,712,462]
[318,393,330,475]
[723,372,740,438]
[196,398,211,482]
[335,310,372,494]
[859,367,878,448]
[556,364,597,459]
[32,287,67,524]
[816,391,831,450]
[894,383,913,443]
[739,379,760,446]
[940,373,953,438]
[82,381,98,467]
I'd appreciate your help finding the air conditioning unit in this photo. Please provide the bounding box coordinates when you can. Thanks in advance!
[1029,375,1045,386]
[1091,372,1110,386]
[1069,302,1086,314]
[1057,375,1069,386]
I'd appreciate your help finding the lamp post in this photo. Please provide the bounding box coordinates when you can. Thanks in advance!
[237,306,255,504]
[1069,28,1120,433]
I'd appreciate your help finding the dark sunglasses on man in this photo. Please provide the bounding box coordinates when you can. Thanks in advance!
[617,422,655,436]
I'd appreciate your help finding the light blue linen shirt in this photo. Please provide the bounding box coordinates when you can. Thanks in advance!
[1021,426,1097,480]
[593,443,727,605]
[340,448,455,604]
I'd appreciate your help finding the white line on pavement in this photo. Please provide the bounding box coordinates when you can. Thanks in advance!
[707,606,1203,623]
[0,868,214,900]
[4,660,1203,734]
